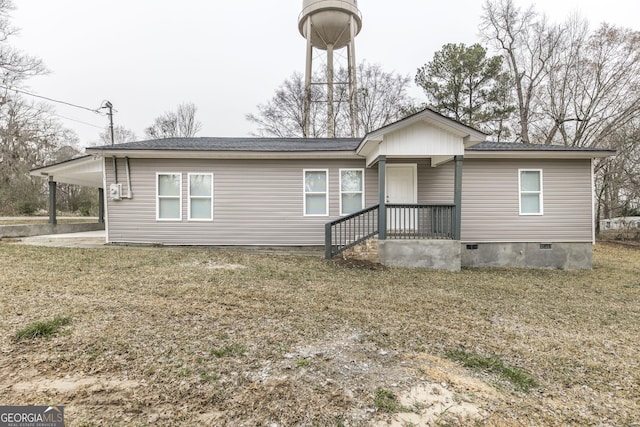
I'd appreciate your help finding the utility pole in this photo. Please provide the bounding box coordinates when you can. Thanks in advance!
[102,101,114,145]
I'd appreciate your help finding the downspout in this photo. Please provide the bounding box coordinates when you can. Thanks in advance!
[112,157,118,184]
[102,157,109,244]
[125,156,133,198]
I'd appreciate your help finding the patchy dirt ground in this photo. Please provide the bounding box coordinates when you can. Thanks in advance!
[0,243,638,426]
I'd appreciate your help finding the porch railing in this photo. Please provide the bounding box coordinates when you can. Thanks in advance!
[386,204,456,240]
[325,203,456,259]
[325,204,379,259]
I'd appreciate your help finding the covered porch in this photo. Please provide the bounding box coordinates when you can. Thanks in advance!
[325,109,487,270]
[324,156,464,268]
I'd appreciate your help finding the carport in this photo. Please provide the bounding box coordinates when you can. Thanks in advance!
[30,155,104,225]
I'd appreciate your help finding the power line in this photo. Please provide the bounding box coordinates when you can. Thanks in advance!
[0,85,105,114]
[48,112,105,129]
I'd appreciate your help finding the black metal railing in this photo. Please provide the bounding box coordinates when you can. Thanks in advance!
[325,204,456,259]
[325,205,379,259]
[386,204,456,240]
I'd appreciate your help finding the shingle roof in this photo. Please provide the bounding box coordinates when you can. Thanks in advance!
[88,137,615,156]
[91,137,362,152]
[467,141,615,152]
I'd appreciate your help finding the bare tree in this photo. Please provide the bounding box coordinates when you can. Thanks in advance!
[551,24,640,148]
[481,0,563,143]
[0,1,85,215]
[99,125,137,145]
[0,0,46,88]
[352,62,413,135]
[0,97,77,214]
[246,72,326,138]
[145,102,203,139]
[175,102,202,138]
[247,63,414,138]
[594,121,640,233]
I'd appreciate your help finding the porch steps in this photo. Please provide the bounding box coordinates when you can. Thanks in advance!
[340,238,379,262]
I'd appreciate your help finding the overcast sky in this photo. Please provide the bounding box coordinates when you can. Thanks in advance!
[10,0,640,147]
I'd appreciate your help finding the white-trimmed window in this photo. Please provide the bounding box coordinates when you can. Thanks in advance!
[188,173,213,221]
[304,169,328,216]
[519,169,543,215]
[157,173,182,220]
[340,169,364,215]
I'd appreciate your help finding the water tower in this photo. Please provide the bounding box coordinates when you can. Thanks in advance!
[299,0,362,137]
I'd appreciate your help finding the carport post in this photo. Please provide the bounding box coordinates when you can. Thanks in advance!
[98,188,105,224]
[48,176,57,225]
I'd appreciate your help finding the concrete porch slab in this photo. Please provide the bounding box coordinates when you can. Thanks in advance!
[378,240,461,271]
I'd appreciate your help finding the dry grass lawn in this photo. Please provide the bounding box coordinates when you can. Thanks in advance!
[0,242,638,426]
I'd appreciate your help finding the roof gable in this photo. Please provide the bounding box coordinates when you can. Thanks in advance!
[355,108,488,166]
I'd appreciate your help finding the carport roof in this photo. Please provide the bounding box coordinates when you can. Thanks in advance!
[30,155,103,188]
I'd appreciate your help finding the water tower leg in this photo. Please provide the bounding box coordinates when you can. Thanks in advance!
[327,43,335,138]
[348,14,359,137]
[304,18,313,137]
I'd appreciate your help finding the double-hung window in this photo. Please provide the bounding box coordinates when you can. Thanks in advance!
[304,169,328,216]
[340,169,364,215]
[188,173,213,221]
[519,169,543,215]
[157,173,182,220]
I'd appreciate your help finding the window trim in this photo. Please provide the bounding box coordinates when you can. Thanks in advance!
[518,169,544,216]
[156,172,182,221]
[339,168,365,216]
[188,173,214,221]
[303,169,329,217]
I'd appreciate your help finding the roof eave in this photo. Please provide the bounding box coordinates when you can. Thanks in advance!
[464,150,615,159]
[85,148,363,160]
[30,155,104,187]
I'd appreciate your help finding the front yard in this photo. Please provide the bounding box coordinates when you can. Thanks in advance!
[0,242,638,426]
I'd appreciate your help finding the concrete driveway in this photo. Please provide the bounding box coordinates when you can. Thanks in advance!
[16,230,106,248]
[12,231,324,256]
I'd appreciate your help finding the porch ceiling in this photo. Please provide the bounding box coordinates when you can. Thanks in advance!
[30,155,103,188]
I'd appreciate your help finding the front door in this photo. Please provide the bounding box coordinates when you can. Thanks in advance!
[386,164,417,233]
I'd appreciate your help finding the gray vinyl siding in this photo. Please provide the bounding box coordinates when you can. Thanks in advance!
[389,159,455,204]
[104,156,592,245]
[418,160,454,204]
[105,158,376,245]
[459,158,593,242]
[412,158,592,242]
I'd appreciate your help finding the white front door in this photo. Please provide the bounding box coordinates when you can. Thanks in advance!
[386,164,417,232]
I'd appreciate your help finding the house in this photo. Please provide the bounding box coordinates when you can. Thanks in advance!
[600,217,640,231]
[31,109,614,270]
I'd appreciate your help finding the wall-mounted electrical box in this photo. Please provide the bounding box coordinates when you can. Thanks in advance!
[109,183,122,201]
